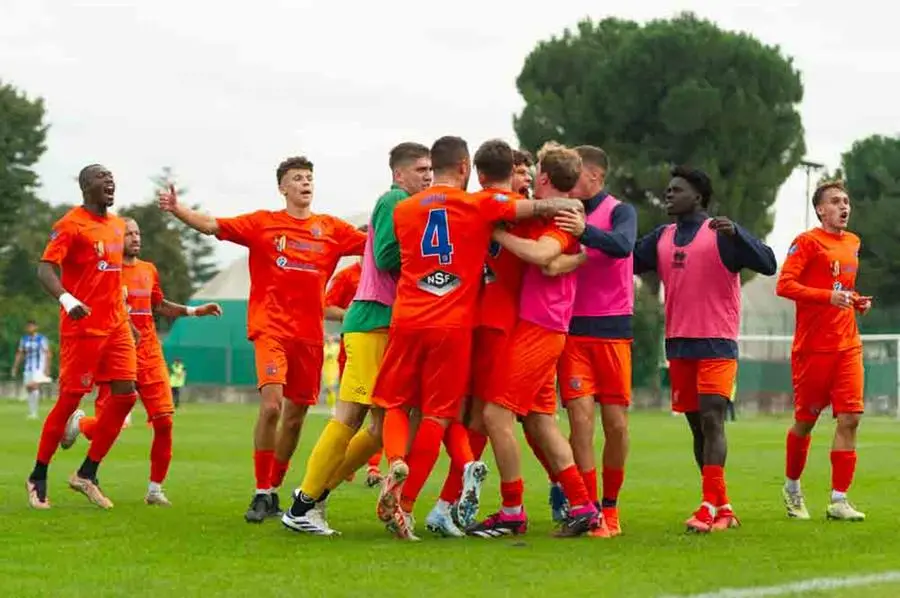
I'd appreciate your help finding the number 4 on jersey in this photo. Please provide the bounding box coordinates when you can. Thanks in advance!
[421,208,454,265]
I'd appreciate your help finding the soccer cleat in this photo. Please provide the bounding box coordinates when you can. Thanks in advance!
[282,505,337,536]
[60,409,85,450]
[467,509,528,538]
[68,473,113,509]
[145,489,172,507]
[782,486,811,520]
[711,505,740,531]
[26,479,51,510]
[389,509,420,541]
[453,460,488,529]
[244,493,272,523]
[426,503,465,538]
[365,467,383,488]
[376,459,409,524]
[267,492,284,518]
[685,503,715,533]
[602,506,622,536]
[555,504,600,538]
[549,483,569,523]
[826,500,866,522]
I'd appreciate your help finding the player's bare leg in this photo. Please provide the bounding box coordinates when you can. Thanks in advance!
[272,400,309,493]
[246,383,284,523]
[686,394,736,533]
[783,418,815,520]
[523,413,600,537]
[826,412,865,521]
[599,403,628,536]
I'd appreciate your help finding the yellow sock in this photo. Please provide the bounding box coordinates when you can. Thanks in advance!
[298,419,355,499]
[326,428,382,490]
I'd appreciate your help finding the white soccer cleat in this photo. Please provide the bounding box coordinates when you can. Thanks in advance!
[60,409,85,450]
[145,489,172,507]
[453,460,488,530]
[426,503,464,538]
[782,485,811,520]
[826,500,865,522]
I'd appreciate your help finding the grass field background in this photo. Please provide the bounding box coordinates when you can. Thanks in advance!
[2,401,899,598]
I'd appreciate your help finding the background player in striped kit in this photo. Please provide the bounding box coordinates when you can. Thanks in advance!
[633,166,776,533]
[11,320,51,420]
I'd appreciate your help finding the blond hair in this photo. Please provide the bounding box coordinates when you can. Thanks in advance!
[537,141,582,192]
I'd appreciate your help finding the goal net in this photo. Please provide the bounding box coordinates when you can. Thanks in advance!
[737,334,900,418]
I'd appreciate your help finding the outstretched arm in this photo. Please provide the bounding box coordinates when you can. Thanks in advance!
[155,300,222,319]
[512,197,584,221]
[158,184,219,235]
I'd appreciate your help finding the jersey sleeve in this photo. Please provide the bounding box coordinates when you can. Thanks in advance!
[150,264,165,306]
[335,218,367,257]
[775,235,832,304]
[215,211,264,247]
[538,223,578,253]
[373,192,402,271]
[325,272,347,307]
[41,219,76,265]
[478,193,520,224]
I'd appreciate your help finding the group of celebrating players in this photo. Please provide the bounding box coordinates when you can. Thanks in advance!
[24,134,872,541]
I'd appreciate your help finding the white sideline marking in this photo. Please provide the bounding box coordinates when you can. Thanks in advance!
[660,571,900,598]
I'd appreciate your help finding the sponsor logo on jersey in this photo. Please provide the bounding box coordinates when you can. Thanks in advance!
[417,270,460,297]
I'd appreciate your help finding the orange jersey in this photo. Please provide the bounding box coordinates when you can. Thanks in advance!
[477,216,571,333]
[216,210,366,344]
[41,206,128,337]
[776,228,862,353]
[325,262,362,310]
[391,185,520,329]
[122,259,165,366]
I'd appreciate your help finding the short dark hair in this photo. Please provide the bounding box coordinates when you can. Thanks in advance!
[671,165,713,208]
[430,136,469,174]
[513,149,534,168]
[26,319,36,325]
[575,145,609,171]
[276,156,313,184]
[78,164,104,191]
[537,142,582,192]
[812,180,846,207]
[473,139,514,183]
[389,142,430,170]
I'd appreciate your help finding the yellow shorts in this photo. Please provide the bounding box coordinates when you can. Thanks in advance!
[339,331,389,406]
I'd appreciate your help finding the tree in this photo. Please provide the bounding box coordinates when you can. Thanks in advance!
[0,81,48,246]
[837,136,900,325]
[514,13,806,387]
[0,200,72,300]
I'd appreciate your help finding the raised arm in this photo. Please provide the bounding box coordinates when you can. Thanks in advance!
[158,184,219,235]
[775,236,832,304]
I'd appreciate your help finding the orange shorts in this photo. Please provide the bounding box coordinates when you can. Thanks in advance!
[669,358,737,413]
[253,336,324,406]
[95,380,173,422]
[469,326,512,401]
[490,320,565,417]
[558,336,632,406]
[792,347,864,422]
[372,327,472,419]
[60,322,137,394]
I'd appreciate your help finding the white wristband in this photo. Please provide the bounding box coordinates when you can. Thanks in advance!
[58,292,81,314]
[186,306,197,317]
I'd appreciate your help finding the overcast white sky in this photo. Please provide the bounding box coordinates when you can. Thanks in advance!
[3,0,898,268]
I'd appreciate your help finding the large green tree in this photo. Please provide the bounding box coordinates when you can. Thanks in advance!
[838,135,900,324]
[514,13,806,390]
[0,81,48,247]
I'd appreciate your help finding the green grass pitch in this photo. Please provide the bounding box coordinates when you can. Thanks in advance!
[1,401,899,598]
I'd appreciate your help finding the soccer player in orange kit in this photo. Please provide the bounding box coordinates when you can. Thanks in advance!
[62,217,222,506]
[159,156,366,523]
[26,164,138,510]
[776,180,871,522]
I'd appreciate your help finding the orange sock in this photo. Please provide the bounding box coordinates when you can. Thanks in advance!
[580,469,598,504]
[79,416,98,441]
[254,449,275,491]
[524,428,556,483]
[557,465,590,508]
[701,465,724,506]
[367,449,383,470]
[35,392,83,465]
[500,478,524,508]
[786,430,811,480]
[399,418,444,512]
[87,392,138,463]
[149,415,173,484]
[382,408,410,462]
[468,428,488,460]
[601,467,625,507]
[443,421,474,469]
[270,458,290,489]
[830,450,857,493]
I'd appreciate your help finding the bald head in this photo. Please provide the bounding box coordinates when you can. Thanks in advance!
[123,217,141,258]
